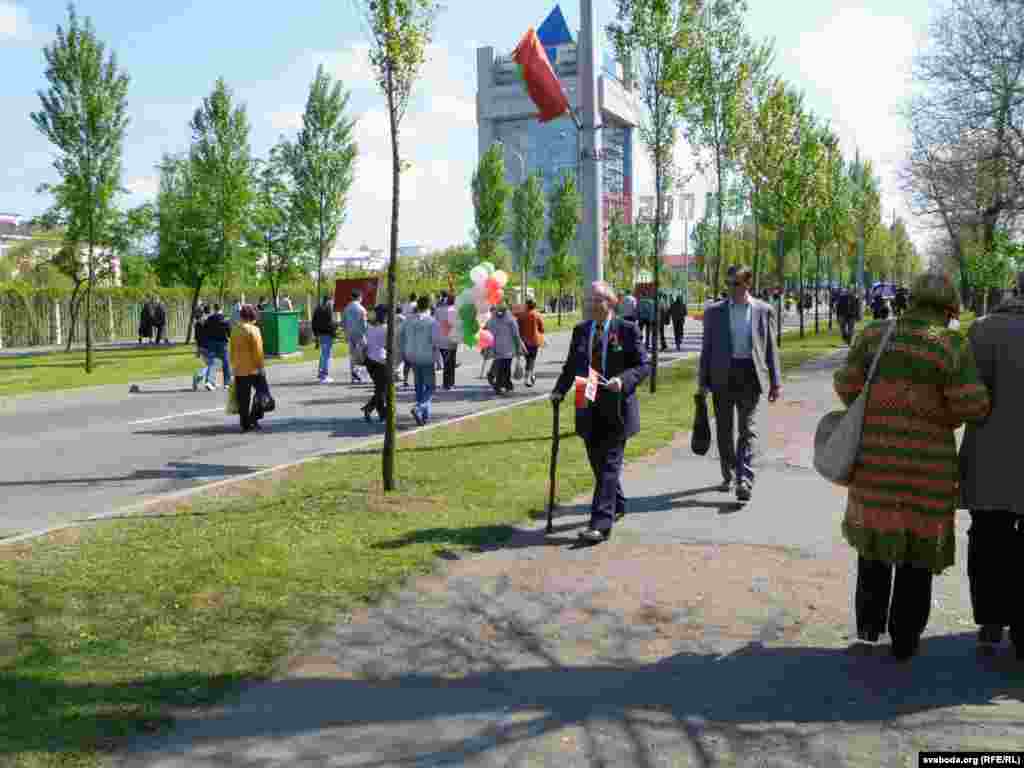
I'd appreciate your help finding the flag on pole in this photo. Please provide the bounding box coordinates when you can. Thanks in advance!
[512,28,570,123]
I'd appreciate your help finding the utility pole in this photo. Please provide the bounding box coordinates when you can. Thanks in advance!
[579,0,603,320]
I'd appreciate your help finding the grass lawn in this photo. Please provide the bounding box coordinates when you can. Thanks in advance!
[0,326,848,766]
[0,341,350,399]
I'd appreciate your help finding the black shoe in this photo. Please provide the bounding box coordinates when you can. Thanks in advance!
[718,479,733,492]
[977,624,1003,656]
[363,407,373,423]
[578,528,611,544]
[736,484,752,503]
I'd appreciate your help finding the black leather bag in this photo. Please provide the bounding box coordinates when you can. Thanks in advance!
[253,373,275,415]
[691,392,711,455]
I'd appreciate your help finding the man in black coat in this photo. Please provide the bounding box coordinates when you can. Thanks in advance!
[552,281,651,544]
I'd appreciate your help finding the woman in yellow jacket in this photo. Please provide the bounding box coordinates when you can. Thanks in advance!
[229,305,266,432]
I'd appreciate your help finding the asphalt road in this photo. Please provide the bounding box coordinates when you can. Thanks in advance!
[0,323,709,539]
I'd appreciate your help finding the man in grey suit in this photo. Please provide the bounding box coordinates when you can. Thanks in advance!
[698,265,782,503]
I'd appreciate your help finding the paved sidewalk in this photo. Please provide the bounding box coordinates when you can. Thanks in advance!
[114,351,1024,767]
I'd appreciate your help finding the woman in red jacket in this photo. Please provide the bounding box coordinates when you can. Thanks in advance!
[516,299,545,387]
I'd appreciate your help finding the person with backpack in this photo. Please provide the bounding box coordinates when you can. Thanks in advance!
[311,296,338,384]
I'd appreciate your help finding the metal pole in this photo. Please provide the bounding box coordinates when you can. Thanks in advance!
[579,0,603,321]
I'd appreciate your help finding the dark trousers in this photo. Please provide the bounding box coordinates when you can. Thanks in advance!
[658,320,668,350]
[440,347,457,389]
[235,374,261,430]
[524,344,539,378]
[672,318,685,349]
[711,360,762,486]
[855,556,933,643]
[839,316,856,345]
[585,432,626,532]
[154,323,167,344]
[968,510,1024,644]
[492,357,513,392]
[364,359,389,418]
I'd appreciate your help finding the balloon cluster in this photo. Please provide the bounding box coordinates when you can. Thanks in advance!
[449,262,509,350]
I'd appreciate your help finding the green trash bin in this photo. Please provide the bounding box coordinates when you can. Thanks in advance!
[259,310,300,356]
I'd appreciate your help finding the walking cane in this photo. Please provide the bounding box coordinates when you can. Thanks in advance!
[546,398,561,534]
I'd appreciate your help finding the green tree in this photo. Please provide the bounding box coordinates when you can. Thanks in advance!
[363,0,441,492]
[605,208,630,291]
[609,0,697,392]
[154,153,218,341]
[189,77,253,306]
[511,169,545,300]
[248,149,308,307]
[472,143,511,268]
[281,64,358,304]
[546,172,581,325]
[31,4,129,372]
[673,0,764,296]
[788,109,826,338]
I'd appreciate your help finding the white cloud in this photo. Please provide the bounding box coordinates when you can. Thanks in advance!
[0,1,33,43]
[125,175,159,200]
[793,7,923,242]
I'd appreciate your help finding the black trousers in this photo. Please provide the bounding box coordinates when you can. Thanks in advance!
[440,347,457,389]
[639,320,652,348]
[658,320,668,349]
[154,323,166,344]
[364,359,389,418]
[492,358,513,392]
[235,374,261,430]
[855,556,933,643]
[672,318,685,349]
[968,510,1024,643]
[523,344,539,377]
[585,431,626,532]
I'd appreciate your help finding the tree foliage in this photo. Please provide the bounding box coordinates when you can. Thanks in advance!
[472,143,511,268]
[511,169,545,297]
[30,3,130,372]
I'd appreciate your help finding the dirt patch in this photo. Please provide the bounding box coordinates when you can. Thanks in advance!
[0,525,83,559]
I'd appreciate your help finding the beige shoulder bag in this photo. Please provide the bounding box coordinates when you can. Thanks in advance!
[813,320,896,486]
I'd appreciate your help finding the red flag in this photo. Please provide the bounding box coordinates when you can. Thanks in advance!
[512,28,570,123]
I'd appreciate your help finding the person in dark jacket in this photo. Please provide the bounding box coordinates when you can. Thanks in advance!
[311,296,338,383]
[152,299,168,344]
[552,281,651,544]
[669,295,687,350]
[139,299,154,344]
[202,304,232,389]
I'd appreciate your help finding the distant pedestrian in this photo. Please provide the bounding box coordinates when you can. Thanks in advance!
[437,296,459,390]
[657,292,670,351]
[669,294,687,350]
[362,305,390,423]
[229,305,267,433]
[342,290,369,384]
[485,303,524,395]
[959,270,1024,659]
[403,293,418,319]
[835,288,859,345]
[202,304,232,390]
[192,305,210,391]
[835,271,990,660]
[231,301,242,325]
[139,299,154,344]
[400,295,441,426]
[312,296,338,383]
[620,292,637,322]
[516,298,545,387]
[698,265,781,504]
[637,295,655,350]
[280,295,293,311]
[551,281,650,544]
[152,298,168,345]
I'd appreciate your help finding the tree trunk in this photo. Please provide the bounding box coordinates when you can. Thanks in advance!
[382,67,400,493]
[651,154,662,394]
[186,280,203,345]
[828,242,834,331]
[776,230,784,348]
[752,190,761,294]
[814,243,821,335]
[798,229,805,339]
[65,281,83,352]
[85,228,95,373]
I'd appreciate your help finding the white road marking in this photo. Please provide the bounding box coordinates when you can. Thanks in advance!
[128,408,225,426]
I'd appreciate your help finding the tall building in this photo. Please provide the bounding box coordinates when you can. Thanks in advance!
[476,5,640,273]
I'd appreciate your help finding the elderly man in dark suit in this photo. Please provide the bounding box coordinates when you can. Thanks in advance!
[698,264,782,503]
[552,281,651,544]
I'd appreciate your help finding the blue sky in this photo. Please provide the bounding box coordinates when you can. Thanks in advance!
[2,1,935,252]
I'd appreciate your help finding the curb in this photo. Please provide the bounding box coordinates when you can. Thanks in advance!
[0,352,699,548]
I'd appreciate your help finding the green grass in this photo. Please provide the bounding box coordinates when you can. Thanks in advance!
[0,326,850,766]
[0,341,349,399]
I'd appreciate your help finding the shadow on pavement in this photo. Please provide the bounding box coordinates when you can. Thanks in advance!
[0,462,263,489]
[107,633,1024,766]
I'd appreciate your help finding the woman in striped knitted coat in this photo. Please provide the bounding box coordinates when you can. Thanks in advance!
[834,271,991,661]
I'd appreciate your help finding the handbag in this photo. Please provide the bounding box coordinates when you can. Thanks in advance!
[254,372,275,414]
[813,319,896,486]
[691,392,711,455]
[513,357,525,381]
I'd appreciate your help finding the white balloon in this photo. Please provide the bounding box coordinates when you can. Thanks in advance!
[470,266,488,285]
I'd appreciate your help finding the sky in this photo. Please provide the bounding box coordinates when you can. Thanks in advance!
[1,0,936,254]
